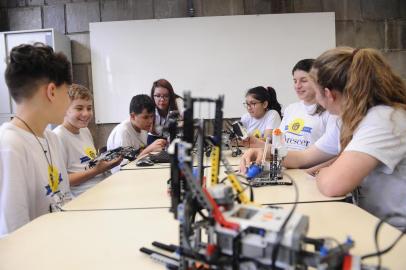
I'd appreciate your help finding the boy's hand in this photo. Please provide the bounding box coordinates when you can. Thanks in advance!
[239,148,264,173]
[94,156,123,174]
[150,139,167,150]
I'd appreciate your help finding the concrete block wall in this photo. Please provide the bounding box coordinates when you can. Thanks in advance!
[1,0,405,148]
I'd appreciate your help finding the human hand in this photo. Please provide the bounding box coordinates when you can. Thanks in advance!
[150,139,167,151]
[239,148,264,173]
[305,166,320,177]
[94,156,123,174]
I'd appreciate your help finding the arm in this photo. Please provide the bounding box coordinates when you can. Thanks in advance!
[139,138,167,157]
[68,157,123,186]
[316,151,379,197]
[239,144,334,173]
[305,157,337,176]
[283,145,335,169]
[0,148,30,236]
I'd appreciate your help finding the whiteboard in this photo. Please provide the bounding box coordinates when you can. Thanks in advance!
[90,13,335,123]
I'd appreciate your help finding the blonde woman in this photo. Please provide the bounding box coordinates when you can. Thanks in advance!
[241,47,406,228]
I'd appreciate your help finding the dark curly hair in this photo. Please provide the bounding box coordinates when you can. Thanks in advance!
[129,94,155,114]
[5,42,72,103]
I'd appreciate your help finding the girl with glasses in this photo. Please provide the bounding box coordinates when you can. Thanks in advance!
[241,48,406,229]
[240,86,282,146]
[149,79,181,142]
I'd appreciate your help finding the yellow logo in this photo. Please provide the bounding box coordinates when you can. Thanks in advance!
[288,118,305,135]
[84,147,97,159]
[252,129,262,139]
[48,165,60,193]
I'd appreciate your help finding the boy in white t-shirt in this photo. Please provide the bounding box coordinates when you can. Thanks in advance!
[0,43,73,236]
[107,95,166,172]
[54,84,122,197]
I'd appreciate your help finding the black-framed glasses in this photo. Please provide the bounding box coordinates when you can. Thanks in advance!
[243,101,263,109]
[153,95,170,100]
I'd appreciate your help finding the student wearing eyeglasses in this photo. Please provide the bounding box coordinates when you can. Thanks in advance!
[149,79,181,142]
[280,59,331,151]
[240,86,282,146]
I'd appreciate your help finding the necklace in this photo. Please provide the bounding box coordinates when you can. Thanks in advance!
[14,116,54,174]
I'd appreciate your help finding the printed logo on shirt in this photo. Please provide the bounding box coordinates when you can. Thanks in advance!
[45,165,63,196]
[285,118,312,136]
[80,146,97,163]
[252,129,262,139]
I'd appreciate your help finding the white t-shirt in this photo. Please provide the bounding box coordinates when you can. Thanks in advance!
[314,115,341,155]
[107,119,147,173]
[241,110,281,139]
[54,126,110,197]
[0,123,71,236]
[345,105,406,229]
[280,101,329,151]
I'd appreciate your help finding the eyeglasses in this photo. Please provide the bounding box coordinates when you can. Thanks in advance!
[153,95,170,100]
[243,102,263,109]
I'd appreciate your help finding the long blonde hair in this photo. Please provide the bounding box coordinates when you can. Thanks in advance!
[313,47,406,150]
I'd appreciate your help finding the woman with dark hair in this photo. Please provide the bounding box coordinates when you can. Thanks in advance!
[279,59,331,151]
[241,47,406,229]
[149,79,180,139]
[241,86,282,141]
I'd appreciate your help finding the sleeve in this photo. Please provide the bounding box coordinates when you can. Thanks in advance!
[345,108,406,172]
[314,116,340,155]
[279,104,292,130]
[265,110,281,130]
[240,113,249,128]
[55,133,69,168]
[121,130,137,148]
[0,148,30,236]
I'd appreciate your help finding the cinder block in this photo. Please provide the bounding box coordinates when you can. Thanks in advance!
[244,0,271,14]
[322,0,361,20]
[201,0,244,16]
[43,4,65,34]
[360,0,399,20]
[66,1,100,33]
[8,7,42,30]
[68,33,91,64]
[45,0,70,4]
[383,51,406,79]
[387,20,406,50]
[293,0,322,12]
[270,0,293,13]
[72,64,92,89]
[101,0,153,21]
[335,21,356,47]
[93,123,117,150]
[401,1,406,18]
[0,8,8,31]
[27,0,43,6]
[154,0,188,18]
[355,20,385,49]
[7,0,26,7]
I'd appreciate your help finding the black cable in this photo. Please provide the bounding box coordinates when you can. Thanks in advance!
[271,172,299,270]
[361,213,406,269]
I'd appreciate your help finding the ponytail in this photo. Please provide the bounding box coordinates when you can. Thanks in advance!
[265,86,282,118]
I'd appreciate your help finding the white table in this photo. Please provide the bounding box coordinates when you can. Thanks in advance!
[1,203,405,270]
[63,168,344,211]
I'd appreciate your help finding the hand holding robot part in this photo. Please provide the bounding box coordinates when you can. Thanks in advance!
[231,121,249,140]
[88,146,140,168]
